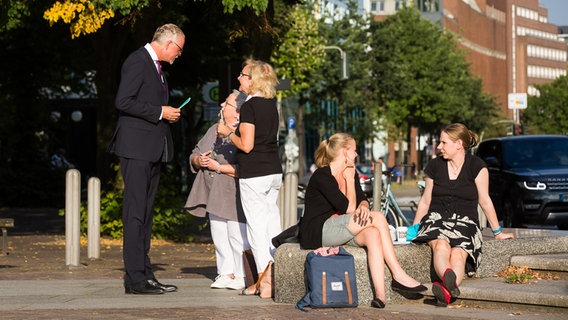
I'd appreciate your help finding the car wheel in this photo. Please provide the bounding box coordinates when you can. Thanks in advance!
[502,198,521,228]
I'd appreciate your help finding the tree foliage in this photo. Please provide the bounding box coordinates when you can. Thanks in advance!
[43,0,117,38]
[305,1,376,144]
[271,5,326,97]
[370,7,497,137]
[524,75,568,135]
[1,0,270,38]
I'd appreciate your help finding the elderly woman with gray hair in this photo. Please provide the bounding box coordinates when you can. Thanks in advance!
[185,90,250,290]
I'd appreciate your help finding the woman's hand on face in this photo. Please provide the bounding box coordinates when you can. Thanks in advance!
[343,164,356,180]
[216,120,230,137]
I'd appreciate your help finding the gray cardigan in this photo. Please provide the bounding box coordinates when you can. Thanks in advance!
[185,125,245,223]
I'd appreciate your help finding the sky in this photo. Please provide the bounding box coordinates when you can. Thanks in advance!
[539,0,568,26]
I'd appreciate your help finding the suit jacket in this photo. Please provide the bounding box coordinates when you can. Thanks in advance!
[108,47,174,163]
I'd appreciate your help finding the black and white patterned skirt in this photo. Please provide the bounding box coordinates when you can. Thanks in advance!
[413,211,483,272]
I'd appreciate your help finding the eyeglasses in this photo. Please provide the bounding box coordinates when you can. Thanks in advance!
[222,101,238,109]
[238,71,251,79]
[171,40,183,56]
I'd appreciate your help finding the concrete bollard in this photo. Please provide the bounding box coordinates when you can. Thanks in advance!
[277,183,284,214]
[88,177,101,260]
[372,161,382,211]
[281,173,298,230]
[65,169,81,268]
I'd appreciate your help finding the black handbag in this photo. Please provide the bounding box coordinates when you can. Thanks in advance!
[272,219,300,248]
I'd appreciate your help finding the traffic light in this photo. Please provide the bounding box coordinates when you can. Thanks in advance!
[513,124,524,135]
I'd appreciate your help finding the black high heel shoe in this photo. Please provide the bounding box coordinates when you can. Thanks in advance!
[371,298,385,308]
[391,278,427,293]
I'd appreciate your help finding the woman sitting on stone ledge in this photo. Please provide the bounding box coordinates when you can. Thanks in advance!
[298,132,427,309]
[411,123,514,307]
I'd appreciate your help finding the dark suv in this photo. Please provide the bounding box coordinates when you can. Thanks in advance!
[476,135,568,229]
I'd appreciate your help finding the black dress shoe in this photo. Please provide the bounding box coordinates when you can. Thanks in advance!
[391,278,427,293]
[147,279,178,292]
[125,281,164,294]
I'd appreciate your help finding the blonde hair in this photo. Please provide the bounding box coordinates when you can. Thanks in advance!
[244,59,278,98]
[443,123,479,150]
[314,133,354,168]
[152,24,184,44]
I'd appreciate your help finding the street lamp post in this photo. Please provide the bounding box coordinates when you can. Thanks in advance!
[324,46,348,80]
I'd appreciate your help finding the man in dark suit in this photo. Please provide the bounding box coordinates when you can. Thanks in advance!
[109,23,184,294]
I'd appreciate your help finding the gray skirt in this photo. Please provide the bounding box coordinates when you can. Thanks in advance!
[322,214,358,247]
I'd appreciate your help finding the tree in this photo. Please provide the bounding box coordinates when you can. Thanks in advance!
[524,75,568,135]
[2,0,271,37]
[370,6,497,142]
[1,0,295,200]
[305,1,376,146]
[271,5,326,97]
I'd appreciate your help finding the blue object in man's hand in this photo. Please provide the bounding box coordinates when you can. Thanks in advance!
[406,223,420,241]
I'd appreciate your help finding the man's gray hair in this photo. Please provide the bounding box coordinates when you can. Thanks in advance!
[152,24,184,43]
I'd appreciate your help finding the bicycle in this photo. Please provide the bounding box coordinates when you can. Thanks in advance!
[375,170,424,230]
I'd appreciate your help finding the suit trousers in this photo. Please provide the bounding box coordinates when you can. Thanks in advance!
[239,174,282,273]
[120,157,161,285]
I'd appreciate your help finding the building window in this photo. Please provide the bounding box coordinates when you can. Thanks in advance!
[371,1,377,13]
[370,0,385,13]
[417,0,439,13]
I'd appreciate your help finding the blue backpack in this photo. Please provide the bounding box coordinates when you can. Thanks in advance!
[296,246,358,312]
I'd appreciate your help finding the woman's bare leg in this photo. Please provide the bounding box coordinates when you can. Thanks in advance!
[449,247,468,286]
[370,212,422,287]
[348,212,421,291]
[429,239,451,279]
[354,227,386,302]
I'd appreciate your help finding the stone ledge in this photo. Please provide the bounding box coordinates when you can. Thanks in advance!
[274,229,568,305]
[511,253,568,272]
[457,278,568,308]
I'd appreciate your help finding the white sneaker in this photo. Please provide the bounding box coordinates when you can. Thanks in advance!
[210,275,233,289]
[225,276,246,290]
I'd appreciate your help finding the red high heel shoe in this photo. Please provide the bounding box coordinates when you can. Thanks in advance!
[442,268,460,298]
[432,282,451,307]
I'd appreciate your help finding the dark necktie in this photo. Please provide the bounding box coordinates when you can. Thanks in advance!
[155,60,168,96]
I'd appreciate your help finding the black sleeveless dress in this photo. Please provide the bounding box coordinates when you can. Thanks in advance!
[412,153,486,272]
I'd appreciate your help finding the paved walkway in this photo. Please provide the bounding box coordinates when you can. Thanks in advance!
[1,232,566,320]
[0,182,566,319]
[0,278,566,320]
